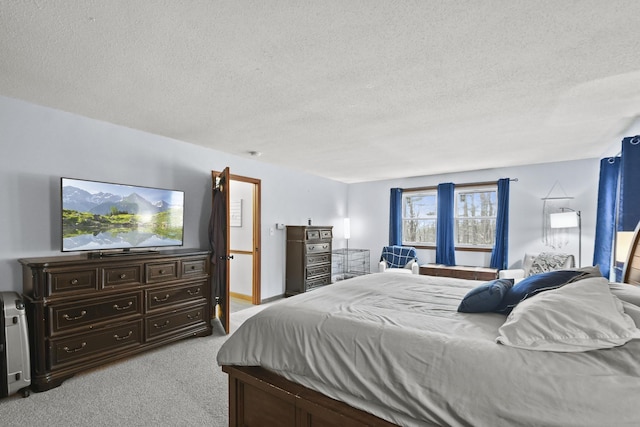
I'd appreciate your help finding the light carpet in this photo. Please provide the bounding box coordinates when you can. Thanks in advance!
[0,303,270,427]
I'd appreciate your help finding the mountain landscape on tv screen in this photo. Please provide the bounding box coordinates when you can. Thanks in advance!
[62,184,184,251]
[63,186,174,216]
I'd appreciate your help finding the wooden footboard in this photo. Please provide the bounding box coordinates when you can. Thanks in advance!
[222,365,398,427]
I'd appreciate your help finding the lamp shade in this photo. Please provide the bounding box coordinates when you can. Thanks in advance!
[616,231,635,263]
[549,211,579,229]
[343,218,351,239]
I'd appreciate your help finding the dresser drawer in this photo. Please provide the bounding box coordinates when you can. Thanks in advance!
[48,269,98,295]
[306,242,330,254]
[306,275,330,291]
[50,321,142,368]
[182,259,207,277]
[306,230,321,240]
[145,305,207,340]
[306,264,331,279]
[307,253,330,265]
[146,262,178,283]
[145,281,207,312]
[320,229,332,239]
[103,265,142,287]
[50,293,142,336]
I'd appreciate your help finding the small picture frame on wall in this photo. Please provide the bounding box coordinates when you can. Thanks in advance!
[230,199,242,227]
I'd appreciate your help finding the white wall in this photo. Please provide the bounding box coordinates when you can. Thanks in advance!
[348,159,600,271]
[0,96,348,300]
[0,95,606,299]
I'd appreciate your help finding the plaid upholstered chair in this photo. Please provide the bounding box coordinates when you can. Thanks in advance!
[379,245,419,274]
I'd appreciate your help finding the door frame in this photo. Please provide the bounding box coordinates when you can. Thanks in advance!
[213,171,262,304]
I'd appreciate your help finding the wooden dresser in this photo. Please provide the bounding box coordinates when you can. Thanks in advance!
[419,264,498,281]
[285,226,333,296]
[19,248,211,392]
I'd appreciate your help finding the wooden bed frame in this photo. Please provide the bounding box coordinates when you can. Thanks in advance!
[223,223,640,427]
[223,365,397,427]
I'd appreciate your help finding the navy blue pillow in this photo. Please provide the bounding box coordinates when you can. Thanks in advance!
[493,270,587,315]
[458,279,514,313]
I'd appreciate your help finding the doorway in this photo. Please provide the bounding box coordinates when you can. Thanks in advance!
[213,171,262,306]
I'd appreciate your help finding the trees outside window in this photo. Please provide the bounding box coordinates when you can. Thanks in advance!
[455,188,497,248]
[402,191,437,245]
[402,186,497,249]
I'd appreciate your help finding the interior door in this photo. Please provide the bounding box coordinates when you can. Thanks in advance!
[210,168,230,333]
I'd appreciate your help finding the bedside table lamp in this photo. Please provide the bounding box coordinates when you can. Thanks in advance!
[616,231,635,264]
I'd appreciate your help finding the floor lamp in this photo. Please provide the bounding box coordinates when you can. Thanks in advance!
[344,218,351,278]
[549,209,581,267]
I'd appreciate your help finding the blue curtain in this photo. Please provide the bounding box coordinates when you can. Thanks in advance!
[594,135,640,280]
[615,136,640,280]
[619,136,640,231]
[593,157,620,279]
[490,178,510,270]
[436,183,456,265]
[389,188,403,246]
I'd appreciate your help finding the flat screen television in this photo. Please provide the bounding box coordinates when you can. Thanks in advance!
[61,177,185,253]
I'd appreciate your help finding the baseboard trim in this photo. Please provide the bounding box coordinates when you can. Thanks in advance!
[229,292,252,302]
[260,294,285,304]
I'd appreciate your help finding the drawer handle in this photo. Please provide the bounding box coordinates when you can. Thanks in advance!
[159,269,166,274]
[119,273,127,279]
[187,288,200,296]
[153,294,171,302]
[187,312,201,320]
[114,331,133,341]
[113,301,133,311]
[190,265,197,270]
[70,279,79,285]
[153,320,170,329]
[63,342,87,353]
[63,310,87,321]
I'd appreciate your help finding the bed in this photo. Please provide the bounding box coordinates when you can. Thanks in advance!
[217,233,640,426]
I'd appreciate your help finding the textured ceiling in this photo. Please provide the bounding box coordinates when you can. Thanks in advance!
[2,1,640,183]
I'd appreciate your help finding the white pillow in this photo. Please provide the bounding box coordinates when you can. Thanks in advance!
[621,301,640,327]
[496,277,640,352]
[609,282,640,306]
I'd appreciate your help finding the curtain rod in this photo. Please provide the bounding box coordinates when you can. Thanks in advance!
[403,178,517,192]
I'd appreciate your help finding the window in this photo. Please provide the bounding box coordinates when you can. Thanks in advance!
[402,185,497,249]
[455,187,497,248]
[402,190,437,245]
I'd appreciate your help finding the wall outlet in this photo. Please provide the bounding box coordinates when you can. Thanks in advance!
[276,223,285,230]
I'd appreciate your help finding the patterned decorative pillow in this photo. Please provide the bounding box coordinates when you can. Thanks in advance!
[528,252,572,276]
